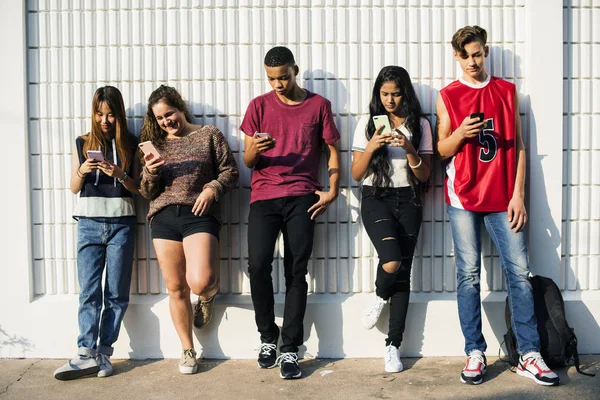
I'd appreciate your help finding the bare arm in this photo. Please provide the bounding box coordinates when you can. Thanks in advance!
[307,141,340,220]
[435,95,485,160]
[507,92,528,232]
[69,143,99,194]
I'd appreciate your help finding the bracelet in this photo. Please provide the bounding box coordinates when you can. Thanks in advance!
[117,171,128,184]
[77,166,86,179]
[408,157,422,169]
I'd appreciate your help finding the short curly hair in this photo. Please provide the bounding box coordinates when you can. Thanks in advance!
[451,25,487,56]
[264,46,295,67]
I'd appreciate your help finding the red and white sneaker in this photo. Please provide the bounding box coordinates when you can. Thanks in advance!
[460,350,487,384]
[517,352,560,386]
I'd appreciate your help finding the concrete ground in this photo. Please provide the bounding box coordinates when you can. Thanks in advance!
[0,356,598,400]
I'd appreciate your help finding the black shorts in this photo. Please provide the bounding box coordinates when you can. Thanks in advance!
[151,205,220,242]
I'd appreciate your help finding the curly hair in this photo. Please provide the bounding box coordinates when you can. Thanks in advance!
[365,66,426,204]
[139,85,193,150]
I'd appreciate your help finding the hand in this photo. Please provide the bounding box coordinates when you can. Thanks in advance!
[507,196,528,232]
[97,160,124,179]
[144,154,165,174]
[457,116,486,139]
[193,187,216,216]
[251,132,276,155]
[365,125,393,153]
[79,158,100,175]
[389,130,416,154]
[307,190,338,220]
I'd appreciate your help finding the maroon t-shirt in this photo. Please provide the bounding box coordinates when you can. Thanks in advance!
[240,90,340,203]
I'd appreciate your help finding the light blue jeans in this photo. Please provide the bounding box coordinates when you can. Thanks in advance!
[76,217,135,356]
[446,205,539,356]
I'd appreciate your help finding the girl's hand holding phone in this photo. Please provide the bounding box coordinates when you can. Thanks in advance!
[144,153,165,175]
[365,125,393,153]
[79,158,100,175]
[97,160,124,178]
[389,130,416,153]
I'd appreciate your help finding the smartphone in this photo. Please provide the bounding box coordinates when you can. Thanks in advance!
[138,141,161,160]
[255,133,271,139]
[372,115,393,135]
[470,112,485,122]
[86,150,104,162]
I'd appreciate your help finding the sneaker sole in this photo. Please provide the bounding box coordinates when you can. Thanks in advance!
[385,366,403,373]
[279,371,302,379]
[460,376,483,385]
[179,365,198,374]
[54,366,100,381]
[97,368,113,378]
[257,360,277,369]
[516,367,559,386]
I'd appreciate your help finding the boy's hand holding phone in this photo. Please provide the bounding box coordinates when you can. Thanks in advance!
[457,112,486,139]
[253,132,276,154]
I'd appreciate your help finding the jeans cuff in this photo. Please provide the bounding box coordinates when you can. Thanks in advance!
[97,345,114,356]
[78,347,97,358]
[519,348,539,357]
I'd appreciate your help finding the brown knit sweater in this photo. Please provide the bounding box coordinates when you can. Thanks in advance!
[139,125,239,221]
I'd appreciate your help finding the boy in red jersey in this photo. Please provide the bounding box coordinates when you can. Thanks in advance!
[435,26,559,386]
[241,46,340,379]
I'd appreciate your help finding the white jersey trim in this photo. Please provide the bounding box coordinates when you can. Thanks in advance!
[445,156,464,209]
[458,75,491,89]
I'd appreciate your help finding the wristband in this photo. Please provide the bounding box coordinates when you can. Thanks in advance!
[408,157,422,169]
[117,171,128,184]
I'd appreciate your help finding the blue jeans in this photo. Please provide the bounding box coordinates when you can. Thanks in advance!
[446,205,539,356]
[76,217,136,356]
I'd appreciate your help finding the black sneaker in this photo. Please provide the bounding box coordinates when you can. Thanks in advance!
[257,343,277,369]
[277,352,301,379]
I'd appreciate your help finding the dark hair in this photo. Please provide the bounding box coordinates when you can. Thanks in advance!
[264,46,295,67]
[451,25,488,56]
[84,86,134,170]
[140,85,193,149]
[366,66,426,204]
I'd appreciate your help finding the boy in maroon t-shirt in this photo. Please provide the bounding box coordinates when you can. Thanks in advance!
[240,46,340,379]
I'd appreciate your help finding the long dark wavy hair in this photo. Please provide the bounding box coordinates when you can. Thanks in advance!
[83,86,135,170]
[366,66,426,204]
[140,85,193,151]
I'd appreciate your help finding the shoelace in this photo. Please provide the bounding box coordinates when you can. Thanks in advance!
[467,354,485,370]
[526,353,550,371]
[182,348,196,361]
[259,343,277,357]
[276,352,298,366]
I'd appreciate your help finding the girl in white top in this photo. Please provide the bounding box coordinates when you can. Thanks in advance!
[351,66,432,373]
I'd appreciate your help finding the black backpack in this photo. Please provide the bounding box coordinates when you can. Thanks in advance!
[503,274,594,376]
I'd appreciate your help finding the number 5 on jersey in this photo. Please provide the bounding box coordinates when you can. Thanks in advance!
[478,118,497,163]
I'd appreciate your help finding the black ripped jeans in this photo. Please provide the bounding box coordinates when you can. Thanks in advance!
[361,185,422,347]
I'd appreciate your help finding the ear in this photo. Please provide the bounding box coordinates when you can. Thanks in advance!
[453,50,459,62]
[293,64,299,76]
[484,46,490,58]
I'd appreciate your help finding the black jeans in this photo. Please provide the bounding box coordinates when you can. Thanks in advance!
[361,186,422,347]
[248,193,317,353]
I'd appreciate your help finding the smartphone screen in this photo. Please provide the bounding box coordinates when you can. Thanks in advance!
[255,133,271,139]
[470,112,484,122]
[372,115,393,135]
[86,150,104,162]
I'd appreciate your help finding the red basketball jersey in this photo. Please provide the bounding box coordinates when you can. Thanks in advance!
[440,76,516,212]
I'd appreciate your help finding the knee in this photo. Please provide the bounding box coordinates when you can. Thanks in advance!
[189,274,218,296]
[382,261,401,274]
[166,282,190,300]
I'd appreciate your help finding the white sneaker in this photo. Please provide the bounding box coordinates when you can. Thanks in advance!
[53,348,99,381]
[384,345,403,373]
[362,294,387,329]
[97,353,114,378]
[460,350,487,385]
[517,352,560,386]
[179,348,198,374]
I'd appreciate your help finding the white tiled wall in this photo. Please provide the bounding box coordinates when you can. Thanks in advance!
[28,0,565,299]
[562,2,600,291]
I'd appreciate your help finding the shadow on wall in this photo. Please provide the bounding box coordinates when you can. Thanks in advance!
[0,325,34,357]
